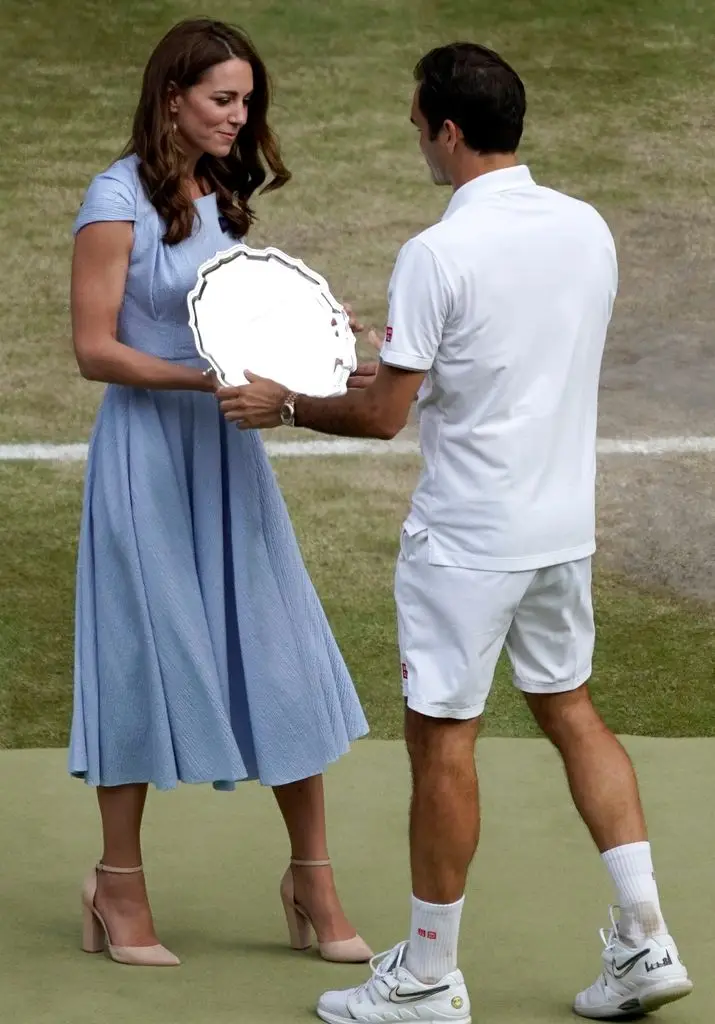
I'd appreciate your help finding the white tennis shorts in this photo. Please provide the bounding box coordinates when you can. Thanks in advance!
[395,529,595,720]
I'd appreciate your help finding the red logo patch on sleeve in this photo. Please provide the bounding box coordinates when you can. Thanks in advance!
[401,662,408,680]
[384,326,393,343]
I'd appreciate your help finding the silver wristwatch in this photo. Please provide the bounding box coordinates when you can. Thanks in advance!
[280,392,298,427]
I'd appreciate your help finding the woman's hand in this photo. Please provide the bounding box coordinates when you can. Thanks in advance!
[342,302,364,335]
[346,328,384,388]
[366,328,384,353]
[347,363,379,389]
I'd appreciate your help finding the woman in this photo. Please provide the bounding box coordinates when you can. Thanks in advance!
[70,17,371,968]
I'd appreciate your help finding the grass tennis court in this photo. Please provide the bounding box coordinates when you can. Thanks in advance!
[3,0,715,441]
[2,458,714,749]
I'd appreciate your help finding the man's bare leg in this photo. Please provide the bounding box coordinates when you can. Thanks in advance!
[403,708,480,982]
[526,685,646,850]
[526,685,663,941]
[314,707,477,1024]
[526,685,693,1017]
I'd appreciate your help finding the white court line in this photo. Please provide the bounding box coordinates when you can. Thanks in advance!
[597,437,715,454]
[0,436,714,462]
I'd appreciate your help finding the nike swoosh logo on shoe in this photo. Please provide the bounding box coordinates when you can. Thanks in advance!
[612,948,651,978]
[388,984,451,1003]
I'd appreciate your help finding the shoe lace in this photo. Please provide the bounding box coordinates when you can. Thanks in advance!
[599,905,621,953]
[354,942,408,1003]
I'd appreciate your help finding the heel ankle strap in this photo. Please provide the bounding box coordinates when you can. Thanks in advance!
[291,859,331,868]
[97,863,144,875]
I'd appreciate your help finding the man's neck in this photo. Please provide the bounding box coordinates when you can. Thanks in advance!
[451,152,519,192]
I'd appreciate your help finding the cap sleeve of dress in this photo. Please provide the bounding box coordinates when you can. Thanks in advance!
[73,159,138,235]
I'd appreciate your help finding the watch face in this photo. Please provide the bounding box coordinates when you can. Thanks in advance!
[280,397,295,425]
[188,243,357,396]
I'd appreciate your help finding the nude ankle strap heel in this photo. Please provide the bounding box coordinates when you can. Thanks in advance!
[81,863,180,967]
[280,868,313,951]
[97,863,145,874]
[280,859,373,964]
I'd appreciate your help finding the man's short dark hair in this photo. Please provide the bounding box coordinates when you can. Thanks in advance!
[414,42,526,153]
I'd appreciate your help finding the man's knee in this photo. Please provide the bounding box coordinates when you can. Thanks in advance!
[404,706,479,776]
[525,684,607,747]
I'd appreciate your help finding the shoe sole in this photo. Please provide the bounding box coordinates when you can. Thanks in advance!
[573,977,694,1019]
[317,1010,471,1024]
[639,978,694,1013]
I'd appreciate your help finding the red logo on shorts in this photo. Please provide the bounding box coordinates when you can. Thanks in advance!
[384,326,393,343]
[401,662,408,680]
[418,928,438,940]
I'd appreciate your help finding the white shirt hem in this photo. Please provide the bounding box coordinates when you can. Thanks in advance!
[419,532,596,572]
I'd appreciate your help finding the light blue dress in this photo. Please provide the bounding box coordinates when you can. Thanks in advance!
[68,155,368,791]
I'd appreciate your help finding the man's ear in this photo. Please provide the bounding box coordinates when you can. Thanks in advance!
[443,119,464,153]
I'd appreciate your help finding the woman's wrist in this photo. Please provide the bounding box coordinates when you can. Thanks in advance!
[197,367,218,392]
[176,367,216,392]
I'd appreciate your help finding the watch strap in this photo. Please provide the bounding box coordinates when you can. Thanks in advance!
[282,391,299,427]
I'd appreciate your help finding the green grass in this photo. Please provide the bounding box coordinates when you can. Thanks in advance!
[1,0,714,750]
[2,458,714,749]
[2,0,715,439]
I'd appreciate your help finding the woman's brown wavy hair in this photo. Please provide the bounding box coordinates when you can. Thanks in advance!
[123,18,291,245]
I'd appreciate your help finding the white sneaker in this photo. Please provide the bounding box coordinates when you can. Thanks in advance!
[316,940,471,1024]
[574,907,693,1019]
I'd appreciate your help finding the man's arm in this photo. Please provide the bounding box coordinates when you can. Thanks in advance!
[296,364,424,438]
[218,235,449,437]
[218,363,424,439]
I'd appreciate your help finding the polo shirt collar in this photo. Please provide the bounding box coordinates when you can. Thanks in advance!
[442,164,534,219]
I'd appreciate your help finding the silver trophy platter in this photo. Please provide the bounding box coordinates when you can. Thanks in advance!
[188,243,357,396]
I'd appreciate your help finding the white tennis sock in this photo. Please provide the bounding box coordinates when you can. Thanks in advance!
[404,894,465,983]
[601,841,667,944]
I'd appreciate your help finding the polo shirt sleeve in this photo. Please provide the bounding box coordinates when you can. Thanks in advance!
[379,237,451,372]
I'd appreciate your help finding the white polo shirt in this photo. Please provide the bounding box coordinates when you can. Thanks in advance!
[381,164,618,572]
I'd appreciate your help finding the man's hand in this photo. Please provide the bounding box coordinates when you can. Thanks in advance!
[347,362,379,389]
[346,328,385,388]
[217,371,289,429]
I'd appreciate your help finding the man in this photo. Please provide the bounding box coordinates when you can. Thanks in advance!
[218,42,693,1022]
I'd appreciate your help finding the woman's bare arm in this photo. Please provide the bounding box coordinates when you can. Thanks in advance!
[71,221,213,392]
